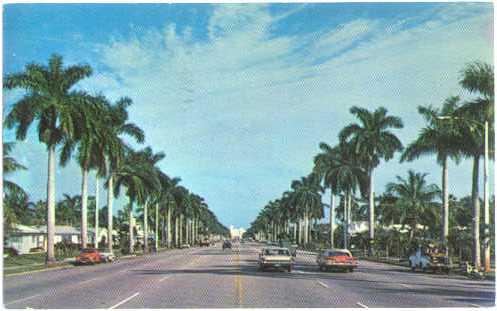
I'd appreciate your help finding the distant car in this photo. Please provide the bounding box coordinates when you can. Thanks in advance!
[222,240,232,250]
[75,248,103,265]
[180,244,191,249]
[316,249,358,272]
[99,250,116,262]
[199,240,211,247]
[258,247,293,272]
[279,240,297,257]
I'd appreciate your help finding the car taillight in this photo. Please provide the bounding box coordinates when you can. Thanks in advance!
[325,256,335,261]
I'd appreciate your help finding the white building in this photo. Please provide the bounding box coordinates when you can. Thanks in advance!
[6,224,80,254]
[5,224,119,254]
[229,225,245,239]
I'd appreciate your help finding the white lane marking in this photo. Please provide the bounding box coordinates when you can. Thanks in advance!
[158,276,170,283]
[78,277,99,285]
[317,281,329,288]
[400,283,410,288]
[294,270,311,274]
[109,292,140,309]
[469,303,481,308]
[5,294,41,306]
[356,302,369,308]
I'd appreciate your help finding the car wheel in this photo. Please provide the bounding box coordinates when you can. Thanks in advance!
[422,266,427,273]
[288,266,292,273]
[319,265,324,272]
[349,268,354,273]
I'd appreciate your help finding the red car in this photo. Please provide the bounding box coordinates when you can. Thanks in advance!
[75,248,103,265]
[316,249,358,272]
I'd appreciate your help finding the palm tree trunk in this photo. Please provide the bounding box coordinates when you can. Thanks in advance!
[304,210,309,244]
[167,207,172,248]
[442,157,449,256]
[95,177,99,249]
[144,203,148,253]
[330,193,335,248]
[471,155,481,269]
[161,215,165,246]
[347,192,352,244]
[107,173,114,252]
[194,218,198,245]
[46,145,56,264]
[155,203,159,251]
[483,120,490,272]
[81,167,89,248]
[179,214,183,245]
[186,218,190,245]
[343,194,348,249]
[293,221,297,243]
[368,168,375,256]
[175,215,179,247]
[129,200,134,254]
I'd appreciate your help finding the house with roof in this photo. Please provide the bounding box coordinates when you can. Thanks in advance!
[5,224,80,254]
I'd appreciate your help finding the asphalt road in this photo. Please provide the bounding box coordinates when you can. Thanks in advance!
[3,242,495,308]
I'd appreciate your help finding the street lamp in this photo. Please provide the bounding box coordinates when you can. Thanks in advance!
[438,116,490,272]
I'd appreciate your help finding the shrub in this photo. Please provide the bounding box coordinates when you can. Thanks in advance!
[55,241,80,259]
[4,247,19,257]
[29,247,45,253]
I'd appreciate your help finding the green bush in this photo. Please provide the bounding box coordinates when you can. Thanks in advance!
[4,247,19,257]
[54,241,80,259]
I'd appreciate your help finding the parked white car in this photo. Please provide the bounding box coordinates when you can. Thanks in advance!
[99,251,116,263]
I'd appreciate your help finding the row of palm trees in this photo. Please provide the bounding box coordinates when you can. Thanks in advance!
[4,54,228,264]
[246,61,494,271]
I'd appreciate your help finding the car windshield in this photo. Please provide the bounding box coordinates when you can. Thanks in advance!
[264,249,289,256]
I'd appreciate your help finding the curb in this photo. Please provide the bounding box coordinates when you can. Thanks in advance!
[5,263,73,277]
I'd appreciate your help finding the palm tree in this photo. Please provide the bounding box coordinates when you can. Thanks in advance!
[161,177,181,248]
[60,95,107,248]
[101,97,145,253]
[340,106,403,255]
[401,96,462,255]
[135,147,165,253]
[3,142,27,196]
[290,174,324,245]
[4,54,92,263]
[56,194,81,226]
[458,61,494,270]
[113,147,160,254]
[385,170,440,246]
[314,143,339,248]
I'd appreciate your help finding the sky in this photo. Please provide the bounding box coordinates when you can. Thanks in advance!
[2,3,494,229]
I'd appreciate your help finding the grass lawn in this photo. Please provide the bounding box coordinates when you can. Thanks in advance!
[4,252,47,267]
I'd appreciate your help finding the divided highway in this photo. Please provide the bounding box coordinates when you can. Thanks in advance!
[4,242,495,308]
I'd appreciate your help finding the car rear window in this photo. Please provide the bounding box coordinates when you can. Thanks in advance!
[325,251,350,257]
[264,249,289,256]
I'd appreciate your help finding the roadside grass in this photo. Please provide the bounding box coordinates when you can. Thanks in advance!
[4,252,46,267]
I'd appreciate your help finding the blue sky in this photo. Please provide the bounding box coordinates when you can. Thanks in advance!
[3,3,494,228]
